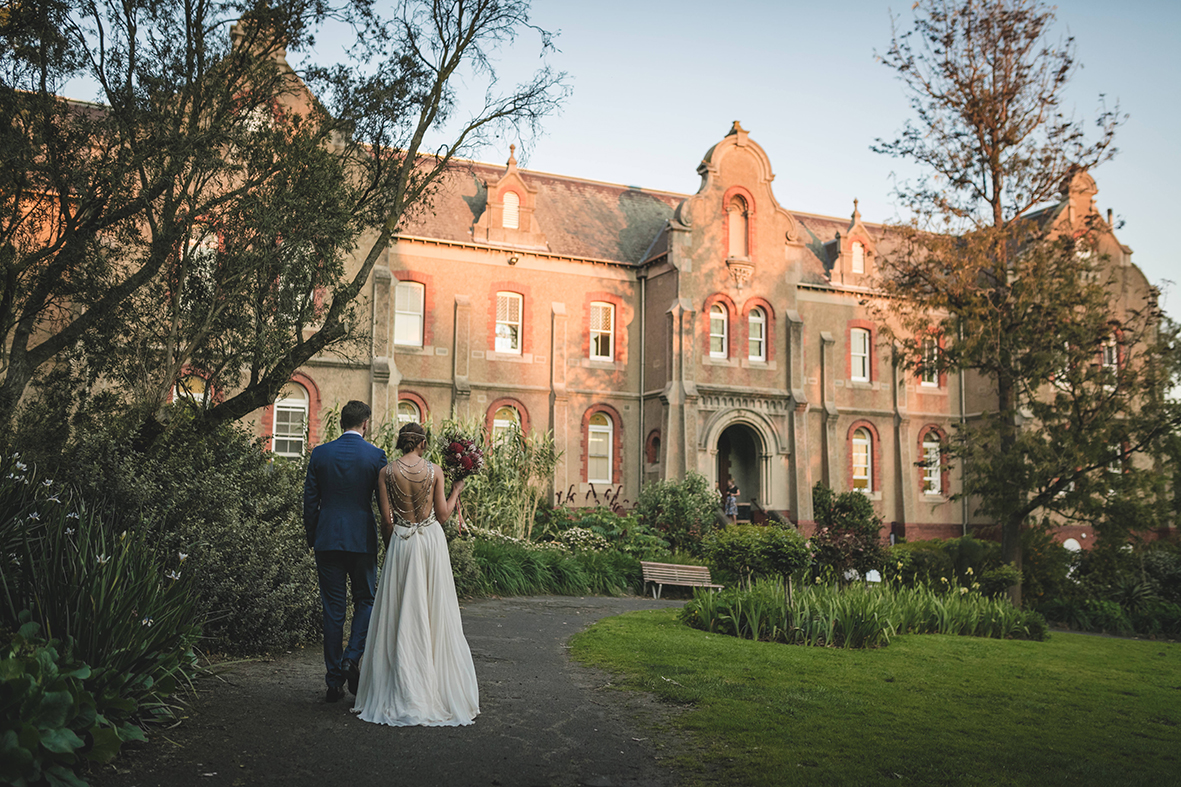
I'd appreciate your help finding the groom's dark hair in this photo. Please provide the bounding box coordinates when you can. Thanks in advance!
[340,400,371,431]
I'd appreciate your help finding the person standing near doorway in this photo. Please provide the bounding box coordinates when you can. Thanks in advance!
[724,476,740,525]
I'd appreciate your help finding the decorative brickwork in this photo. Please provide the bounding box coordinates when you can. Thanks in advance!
[259,371,321,450]
[484,396,530,436]
[396,390,430,424]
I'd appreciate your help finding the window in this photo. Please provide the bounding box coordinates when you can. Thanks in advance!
[727,195,749,258]
[850,328,871,382]
[748,307,766,361]
[495,292,522,353]
[394,281,425,347]
[590,302,614,361]
[920,338,939,387]
[922,436,942,494]
[502,191,520,229]
[492,405,520,442]
[851,241,865,274]
[587,412,612,484]
[272,383,308,458]
[184,225,218,308]
[852,428,872,492]
[396,400,420,425]
[710,303,728,358]
[172,375,211,408]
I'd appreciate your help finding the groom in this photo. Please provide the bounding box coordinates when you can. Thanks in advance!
[303,400,387,702]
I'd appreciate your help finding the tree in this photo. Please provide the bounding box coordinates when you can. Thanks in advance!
[873,0,1181,605]
[0,0,566,441]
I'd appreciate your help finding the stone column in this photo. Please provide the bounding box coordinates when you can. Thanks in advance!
[785,310,812,523]
[550,302,569,499]
[893,346,914,529]
[452,295,472,420]
[370,266,392,421]
[819,331,839,488]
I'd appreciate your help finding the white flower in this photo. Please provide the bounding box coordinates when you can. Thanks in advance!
[15,461,27,471]
[42,479,53,487]
[27,512,39,521]
[66,511,79,519]
[47,495,61,504]
[141,618,154,627]
[65,528,75,535]
[166,570,181,581]
[96,554,110,566]
[178,552,189,562]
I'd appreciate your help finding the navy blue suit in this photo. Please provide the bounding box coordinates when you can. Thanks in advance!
[303,432,387,690]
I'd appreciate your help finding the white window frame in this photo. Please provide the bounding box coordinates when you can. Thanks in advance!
[272,384,308,458]
[587,412,612,484]
[172,375,211,408]
[852,428,872,493]
[710,304,728,359]
[851,241,865,274]
[495,292,523,354]
[748,307,766,362]
[396,400,421,425]
[851,328,871,382]
[394,281,425,347]
[922,437,942,494]
[502,191,520,229]
[492,405,520,442]
[589,301,615,361]
[920,338,939,387]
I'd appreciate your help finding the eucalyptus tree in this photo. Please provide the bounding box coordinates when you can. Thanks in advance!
[0,0,566,441]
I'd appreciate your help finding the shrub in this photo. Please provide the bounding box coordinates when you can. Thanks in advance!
[635,472,721,556]
[810,483,887,582]
[557,527,612,553]
[51,415,320,654]
[704,525,812,593]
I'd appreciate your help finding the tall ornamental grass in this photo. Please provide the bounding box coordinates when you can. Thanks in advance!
[681,580,1048,648]
[469,537,640,597]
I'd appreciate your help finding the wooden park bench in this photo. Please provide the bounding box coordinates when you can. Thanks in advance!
[640,561,724,599]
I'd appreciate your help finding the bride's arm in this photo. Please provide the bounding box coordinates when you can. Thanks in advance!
[377,467,394,548]
[433,466,465,524]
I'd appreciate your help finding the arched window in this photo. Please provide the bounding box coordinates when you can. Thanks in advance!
[850,328,871,382]
[748,306,766,361]
[590,301,614,361]
[394,280,425,347]
[587,412,613,484]
[727,195,749,258]
[172,374,211,408]
[710,303,728,359]
[495,291,523,353]
[851,241,865,274]
[502,191,520,229]
[921,433,942,494]
[852,427,872,493]
[492,405,520,442]
[396,399,421,425]
[273,383,309,458]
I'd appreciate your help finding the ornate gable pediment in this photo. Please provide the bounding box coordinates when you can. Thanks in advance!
[473,145,548,250]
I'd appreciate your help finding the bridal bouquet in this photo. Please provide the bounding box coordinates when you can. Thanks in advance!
[439,430,485,480]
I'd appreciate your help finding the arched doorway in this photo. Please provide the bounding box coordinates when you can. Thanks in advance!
[717,423,762,523]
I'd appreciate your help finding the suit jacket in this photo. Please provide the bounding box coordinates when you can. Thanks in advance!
[303,433,388,553]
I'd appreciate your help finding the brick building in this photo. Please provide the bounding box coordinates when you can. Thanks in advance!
[254,121,1155,542]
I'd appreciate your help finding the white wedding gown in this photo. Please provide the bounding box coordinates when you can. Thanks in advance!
[352,467,480,727]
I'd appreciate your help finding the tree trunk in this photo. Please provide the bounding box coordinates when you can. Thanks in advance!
[997,370,1024,608]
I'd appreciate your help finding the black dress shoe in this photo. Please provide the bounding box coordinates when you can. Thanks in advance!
[345,659,360,695]
[326,685,346,703]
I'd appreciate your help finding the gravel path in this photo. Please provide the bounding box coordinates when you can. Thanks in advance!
[93,596,689,787]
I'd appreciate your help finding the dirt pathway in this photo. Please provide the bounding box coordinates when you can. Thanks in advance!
[93,596,687,787]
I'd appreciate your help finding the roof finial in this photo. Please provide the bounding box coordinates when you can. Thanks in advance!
[853,197,860,221]
[507,143,517,169]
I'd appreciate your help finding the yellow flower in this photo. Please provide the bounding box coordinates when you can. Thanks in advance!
[959,587,968,595]
[966,566,974,575]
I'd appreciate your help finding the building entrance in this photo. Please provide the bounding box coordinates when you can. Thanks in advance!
[717,424,762,523]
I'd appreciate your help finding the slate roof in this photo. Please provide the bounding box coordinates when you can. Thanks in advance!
[397,157,894,278]
[397,160,685,265]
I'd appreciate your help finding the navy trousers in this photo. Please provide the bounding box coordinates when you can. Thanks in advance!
[315,550,377,689]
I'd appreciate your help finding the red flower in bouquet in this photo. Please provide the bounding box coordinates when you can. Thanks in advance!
[439,431,484,480]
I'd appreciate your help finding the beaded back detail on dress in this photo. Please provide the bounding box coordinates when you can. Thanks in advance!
[387,460,437,538]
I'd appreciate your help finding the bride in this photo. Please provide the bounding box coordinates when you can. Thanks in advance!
[352,422,480,726]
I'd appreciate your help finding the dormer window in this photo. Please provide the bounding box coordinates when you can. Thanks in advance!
[727,195,749,258]
[502,191,520,229]
[851,241,865,274]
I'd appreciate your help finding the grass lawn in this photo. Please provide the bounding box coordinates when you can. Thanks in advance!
[569,608,1181,787]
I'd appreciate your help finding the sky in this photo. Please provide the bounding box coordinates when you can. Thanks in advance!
[301,0,1180,313]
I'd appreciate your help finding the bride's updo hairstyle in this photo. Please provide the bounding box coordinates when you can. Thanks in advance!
[396,422,427,453]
